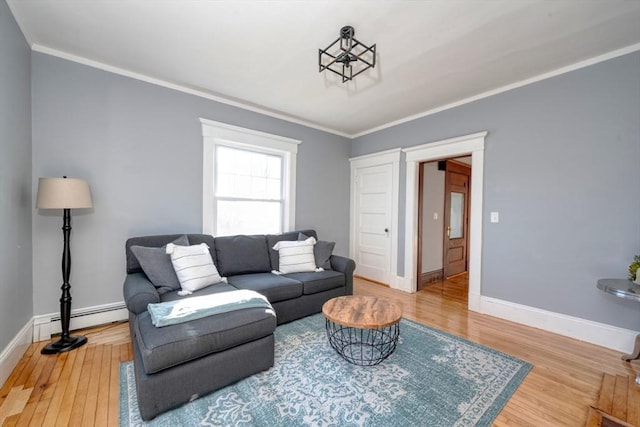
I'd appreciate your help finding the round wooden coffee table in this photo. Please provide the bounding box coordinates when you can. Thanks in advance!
[322,295,402,366]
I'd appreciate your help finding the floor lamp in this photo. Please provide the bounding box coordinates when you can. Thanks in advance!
[36,176,93,355]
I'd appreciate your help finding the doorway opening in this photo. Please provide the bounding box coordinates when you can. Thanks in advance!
[417,157,471,291]
[402,131,485,311]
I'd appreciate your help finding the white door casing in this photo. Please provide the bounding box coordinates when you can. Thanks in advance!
[349,149,400,287]
[403,132,486,310]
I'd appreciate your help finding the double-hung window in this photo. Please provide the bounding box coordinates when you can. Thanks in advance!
[201,119,300,236]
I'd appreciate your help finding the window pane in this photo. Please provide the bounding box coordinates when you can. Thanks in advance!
[217,147,235,174]
[236,175,251,197]
[216,173,235,197]
[251,155,267,177]
[251,176,267,196]
[216,200,281,236]
[450,192,464,239]
[235,150,252,175]
[216,146,283,201]
[266,178,280,200]
[267,156,281,179]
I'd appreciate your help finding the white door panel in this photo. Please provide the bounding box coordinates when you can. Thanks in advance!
[354,164,392,284]
[360,193,387,211]
[360,213,386,229]
[360,232,386,248]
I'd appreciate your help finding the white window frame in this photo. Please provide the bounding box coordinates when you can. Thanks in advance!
[200,118,301,236]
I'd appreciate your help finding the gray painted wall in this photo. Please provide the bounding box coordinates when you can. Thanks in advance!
[31,53,351,316]
[0,1,33,350]
[352,51,640,331]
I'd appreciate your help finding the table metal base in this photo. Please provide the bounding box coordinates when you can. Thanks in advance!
[622,334,640,385]
[325,319,400,366]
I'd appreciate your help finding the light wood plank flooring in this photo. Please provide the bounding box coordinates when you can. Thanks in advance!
[1,275,637,426]
[587,373,640,426]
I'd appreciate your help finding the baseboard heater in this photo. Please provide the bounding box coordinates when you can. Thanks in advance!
[33,301,128,342]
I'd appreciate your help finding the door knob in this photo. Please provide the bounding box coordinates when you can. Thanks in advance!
[384,228,389,233]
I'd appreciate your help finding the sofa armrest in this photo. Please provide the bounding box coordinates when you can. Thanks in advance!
[123,272,160,315]
[329,255,356,295]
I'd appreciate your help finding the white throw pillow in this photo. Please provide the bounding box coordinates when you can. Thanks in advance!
[272,237,317,274]
[166,243,223,293]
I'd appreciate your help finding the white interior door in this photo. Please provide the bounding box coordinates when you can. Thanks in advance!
[354,164,393,284]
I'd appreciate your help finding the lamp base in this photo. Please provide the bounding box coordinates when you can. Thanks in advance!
[41,335,87,355]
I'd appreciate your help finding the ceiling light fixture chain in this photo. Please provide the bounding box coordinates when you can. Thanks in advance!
[319,25,376,83]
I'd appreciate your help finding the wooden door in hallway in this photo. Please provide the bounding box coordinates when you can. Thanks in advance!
[443,160,470,278]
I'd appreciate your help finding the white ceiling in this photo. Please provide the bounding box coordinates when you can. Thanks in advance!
[7,0,640,137]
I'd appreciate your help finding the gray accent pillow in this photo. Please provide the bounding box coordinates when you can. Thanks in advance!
[298,232,335,270]
[314,240,335,270]
[131,235,189,294]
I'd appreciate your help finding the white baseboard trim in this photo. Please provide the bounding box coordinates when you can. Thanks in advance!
[480,296,638,353]
[468,292,481,312]
[372,276,635,352]
[0,319,33,388]
[33,301,128,342]
[390,275,413,293]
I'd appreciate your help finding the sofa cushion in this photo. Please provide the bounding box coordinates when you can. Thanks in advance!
[284,270,345,295]
[134,303,276,374]
[267,229,317,271]
[214,235,271,276]
[130,235,189,294]
[147,290,271,328]
[227,273,303,302]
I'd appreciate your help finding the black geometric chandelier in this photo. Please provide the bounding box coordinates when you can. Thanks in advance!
[319,26,376,83]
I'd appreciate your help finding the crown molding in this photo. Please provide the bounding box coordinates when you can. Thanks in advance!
[31,44,351,139]
[352,42,640,138]
[29,41,640,140]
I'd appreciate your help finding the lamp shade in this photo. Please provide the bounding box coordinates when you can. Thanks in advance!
[36,177,93,209]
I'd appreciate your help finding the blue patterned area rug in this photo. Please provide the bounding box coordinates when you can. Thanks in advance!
[120,314,531,426]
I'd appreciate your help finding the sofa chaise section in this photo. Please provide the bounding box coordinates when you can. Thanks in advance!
[122,230,355,420]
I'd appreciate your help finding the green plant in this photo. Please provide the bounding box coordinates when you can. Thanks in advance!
[629,255,640,281]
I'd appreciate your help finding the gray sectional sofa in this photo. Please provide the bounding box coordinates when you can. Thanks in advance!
[122,229,355,420]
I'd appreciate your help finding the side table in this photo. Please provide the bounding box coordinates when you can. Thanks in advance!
[597,278,640,384]
[322,295,402,366]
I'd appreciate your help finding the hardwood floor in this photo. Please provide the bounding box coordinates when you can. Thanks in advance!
[587,373,640,426]
[357,274,639,426]
[1,274,637,426]
[0,323,132,426]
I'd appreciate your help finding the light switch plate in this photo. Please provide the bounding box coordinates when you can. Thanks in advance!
[490,212,499,223]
